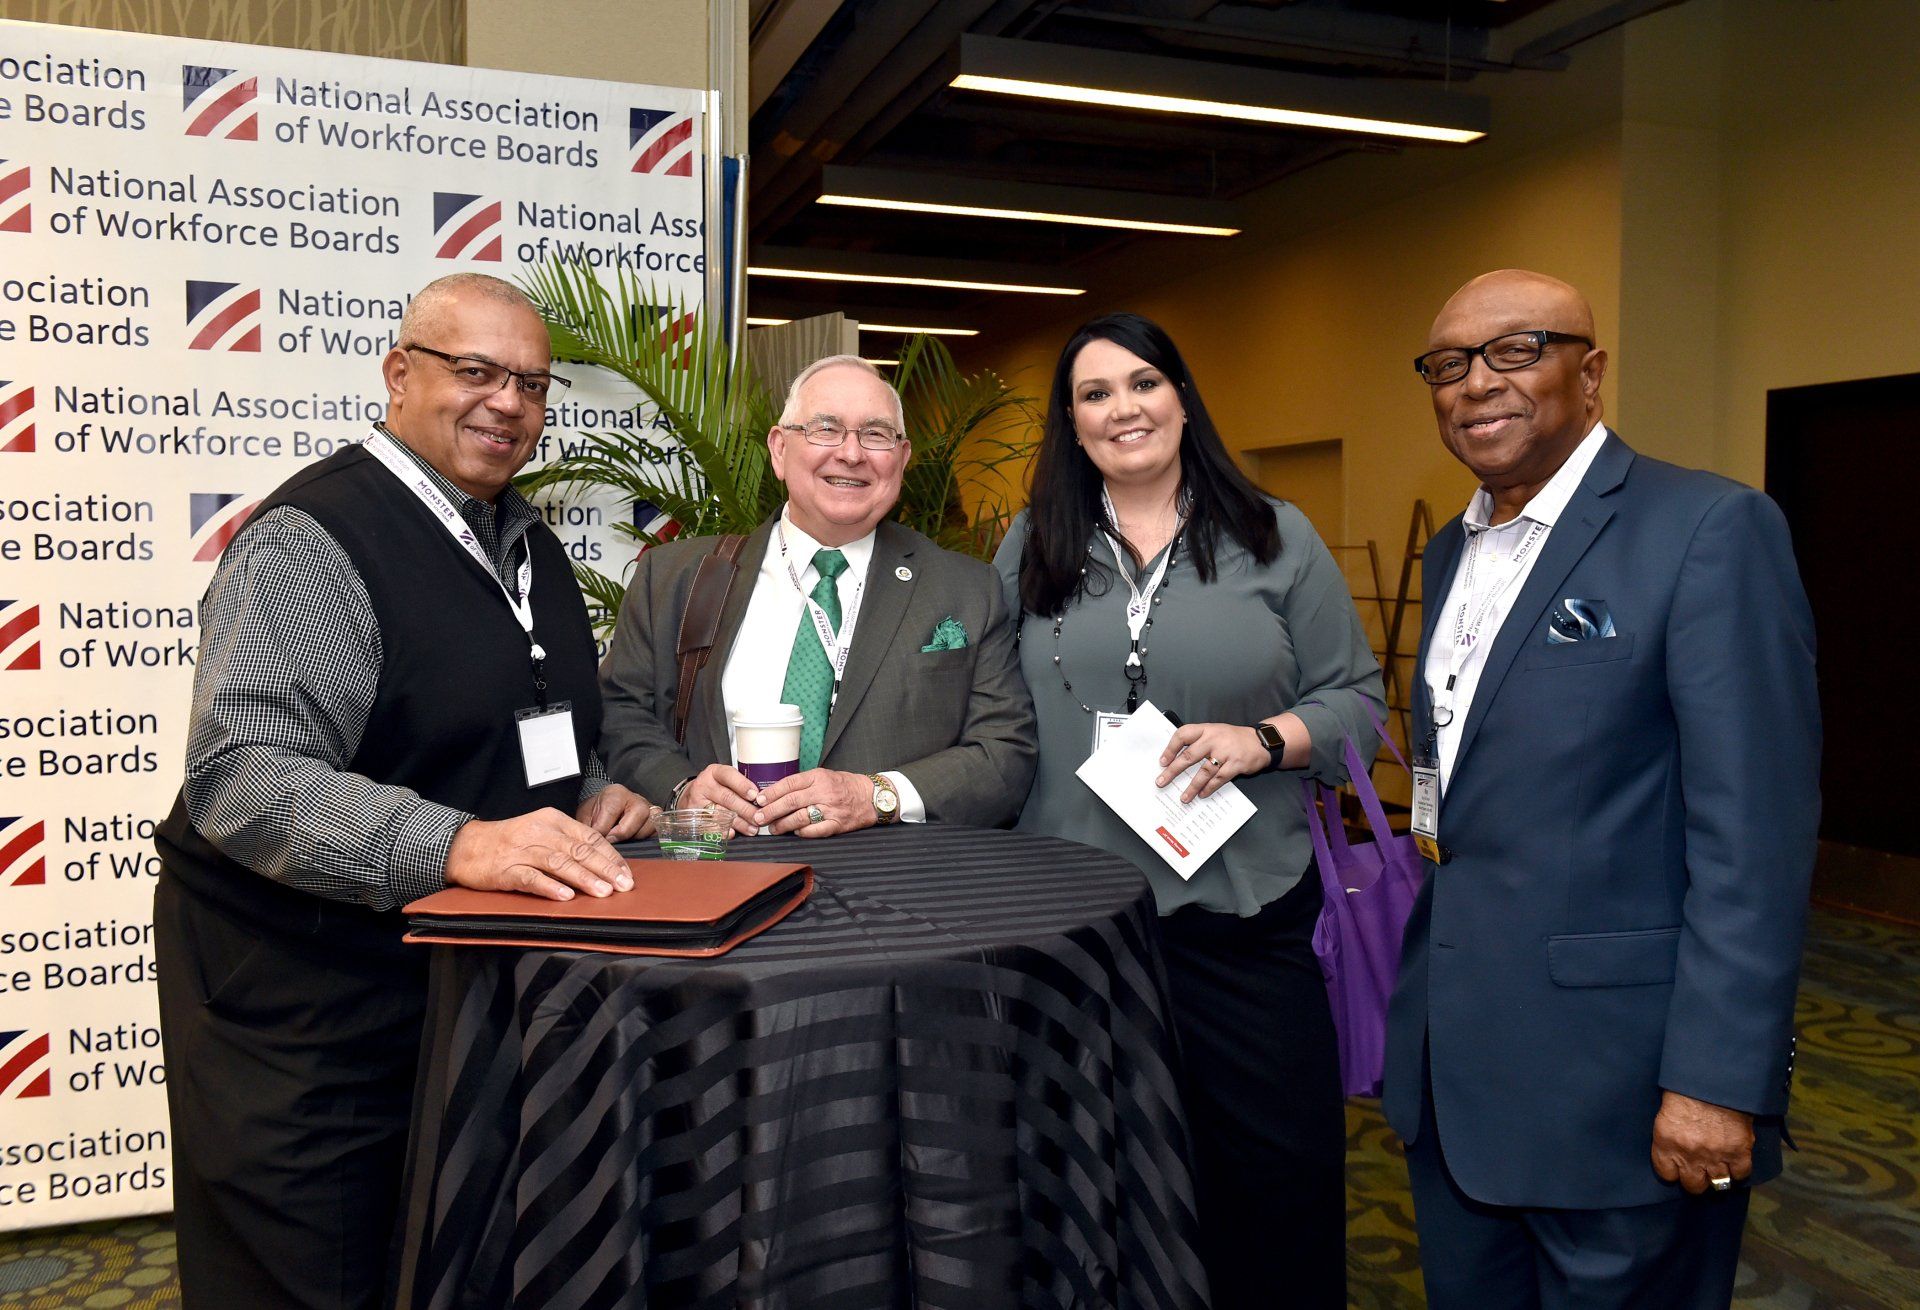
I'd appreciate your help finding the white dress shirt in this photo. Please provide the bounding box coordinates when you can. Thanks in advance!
[719,505,925,821]
[1424,421,1610,790]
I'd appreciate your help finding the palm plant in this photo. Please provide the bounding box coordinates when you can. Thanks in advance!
[515,258,1035,631]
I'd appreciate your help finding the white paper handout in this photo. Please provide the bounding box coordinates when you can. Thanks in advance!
[1075,701,1256,879]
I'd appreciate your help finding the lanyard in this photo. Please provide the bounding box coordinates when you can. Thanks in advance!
[1430,518,1548,734]
[777,519,866,701]
[365,430,550,699]
[1098,487,1180,699]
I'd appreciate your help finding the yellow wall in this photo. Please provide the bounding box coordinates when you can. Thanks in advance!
[964,0,1920,676]
[964,128,1624,629]
[0,0,461,60]
[1711,0,1920,486]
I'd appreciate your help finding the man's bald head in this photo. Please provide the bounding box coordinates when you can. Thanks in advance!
[1428,269,1597,352]
[1421,269,1608,524]
[397,272,539,348]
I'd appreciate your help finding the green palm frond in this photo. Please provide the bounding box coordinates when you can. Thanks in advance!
[515,261,778,540]
[892,333,1037,555]
[513,259,1036,633]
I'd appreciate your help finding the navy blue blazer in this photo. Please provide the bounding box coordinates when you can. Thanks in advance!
[1382,431,1820,1210]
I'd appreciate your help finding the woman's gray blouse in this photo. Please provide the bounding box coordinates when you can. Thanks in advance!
[993,501,1387,916]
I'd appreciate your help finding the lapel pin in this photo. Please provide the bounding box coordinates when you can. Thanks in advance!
[895,565,913,581]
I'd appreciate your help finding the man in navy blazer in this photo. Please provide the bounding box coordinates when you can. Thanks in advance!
[1383,270,1820,1308]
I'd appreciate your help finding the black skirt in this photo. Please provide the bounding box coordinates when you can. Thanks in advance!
[1157,866,1346,1310]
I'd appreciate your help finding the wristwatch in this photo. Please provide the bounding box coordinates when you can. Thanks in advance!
[869,773,901,824]
[1252,721,1287,770]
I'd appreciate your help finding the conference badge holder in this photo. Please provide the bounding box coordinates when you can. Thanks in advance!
[1410,755,1443,864]
[516,702,580,787]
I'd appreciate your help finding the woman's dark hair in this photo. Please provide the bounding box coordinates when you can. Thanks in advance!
[1018,312,1280,617]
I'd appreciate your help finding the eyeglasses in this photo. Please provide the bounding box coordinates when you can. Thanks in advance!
[781,419,906,451]
[406,344,572,403]
[1413,330,1593,386]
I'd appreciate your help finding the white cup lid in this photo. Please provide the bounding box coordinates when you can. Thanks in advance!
[730,703,805,727]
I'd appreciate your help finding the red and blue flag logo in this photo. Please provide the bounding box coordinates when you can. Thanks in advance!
[183,65,258,140]
[432,192,503,262]
[186,281,262,353]
[630,108,695,177]
[0,160,29,233]
[0,1031,50,1099]
[191,493,257,562]
[0,380,32,454]
[0,600,40,671]
[0,817,46,888]
[632,499,681,549]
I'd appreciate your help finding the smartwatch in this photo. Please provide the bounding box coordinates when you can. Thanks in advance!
[1252,721,1287,770]
[869,773,901,824]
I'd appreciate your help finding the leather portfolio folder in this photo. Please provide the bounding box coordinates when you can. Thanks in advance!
[401,859,812,957]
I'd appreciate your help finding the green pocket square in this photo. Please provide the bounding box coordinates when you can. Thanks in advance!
[922,616,968,652]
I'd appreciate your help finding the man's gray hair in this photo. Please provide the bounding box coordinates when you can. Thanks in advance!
[779,354,906,432]
[397,272,541,347]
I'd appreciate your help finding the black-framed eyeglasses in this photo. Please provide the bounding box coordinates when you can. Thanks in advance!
[1413,330,1593,386]
[781,419,906,451]
[405,344,572,402]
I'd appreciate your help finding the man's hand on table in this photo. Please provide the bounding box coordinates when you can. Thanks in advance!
[755,769,877,837]
[576,783,657,841]
[446,808,633,901]
[677,763,765,835]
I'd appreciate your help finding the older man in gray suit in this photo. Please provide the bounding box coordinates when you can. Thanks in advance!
[600,355,1035,836]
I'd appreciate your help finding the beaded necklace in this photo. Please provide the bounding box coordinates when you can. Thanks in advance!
[1051,527,1182,715]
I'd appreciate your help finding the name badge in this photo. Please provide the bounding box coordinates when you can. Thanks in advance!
[1091,710,1131,754]
[515,701,581,788]
[1410,756,1443,864]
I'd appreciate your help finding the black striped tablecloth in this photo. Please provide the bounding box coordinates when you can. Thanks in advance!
[395,825,1210,1309]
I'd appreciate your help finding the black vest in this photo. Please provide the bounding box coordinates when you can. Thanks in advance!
[156,444,602,955]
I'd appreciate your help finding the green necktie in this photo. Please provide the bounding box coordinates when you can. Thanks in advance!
[781,547,849,770]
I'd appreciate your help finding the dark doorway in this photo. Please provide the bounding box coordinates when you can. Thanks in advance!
[1767,374,1920,908]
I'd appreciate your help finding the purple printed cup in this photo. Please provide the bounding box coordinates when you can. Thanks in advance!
[731,704,804,788]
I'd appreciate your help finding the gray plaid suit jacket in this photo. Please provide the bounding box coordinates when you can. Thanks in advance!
[598,517,1037,826]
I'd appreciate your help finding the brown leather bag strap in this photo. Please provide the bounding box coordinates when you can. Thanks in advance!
[671,533,747,745]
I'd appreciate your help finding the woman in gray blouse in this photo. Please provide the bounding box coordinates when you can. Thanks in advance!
[993,312,1384,1310]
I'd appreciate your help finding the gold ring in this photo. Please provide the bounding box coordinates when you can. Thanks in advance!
[1207,756,1222,767]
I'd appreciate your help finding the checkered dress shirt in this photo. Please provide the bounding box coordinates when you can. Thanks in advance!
[182,438,608,912]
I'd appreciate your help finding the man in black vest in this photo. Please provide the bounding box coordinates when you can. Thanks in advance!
[154,273,654,1309]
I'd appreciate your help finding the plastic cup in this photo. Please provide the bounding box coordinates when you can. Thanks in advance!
[731,704,805,788]
[655,807,733,860]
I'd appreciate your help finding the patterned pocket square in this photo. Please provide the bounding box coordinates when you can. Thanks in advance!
[922,616,968,652]
[1547,598,1617,644]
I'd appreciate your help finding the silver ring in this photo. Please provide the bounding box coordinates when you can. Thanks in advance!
[1709,1175,1732,1192]
[807,804,826,825]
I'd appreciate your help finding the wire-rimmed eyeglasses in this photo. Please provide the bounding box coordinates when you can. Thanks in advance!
[781,419,906,451]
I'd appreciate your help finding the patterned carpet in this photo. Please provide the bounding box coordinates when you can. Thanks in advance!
[3,908,1914,1308]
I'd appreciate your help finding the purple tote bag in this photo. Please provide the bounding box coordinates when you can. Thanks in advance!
[1299,715,1426,1099]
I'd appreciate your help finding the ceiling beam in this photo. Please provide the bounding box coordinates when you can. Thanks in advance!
[1049,3,1555,76]
[1489,0,1693,64]
[749,0,847,115]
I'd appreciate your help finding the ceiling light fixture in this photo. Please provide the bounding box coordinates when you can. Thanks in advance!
[749,247,1084,297]
[747,313,979,337]
[815,165,1240,237]
[816,194,1237,237]
[949,36,1488,145]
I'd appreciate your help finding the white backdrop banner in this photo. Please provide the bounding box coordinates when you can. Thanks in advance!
[0,19,704,1230]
